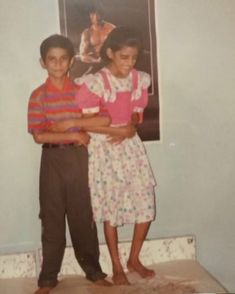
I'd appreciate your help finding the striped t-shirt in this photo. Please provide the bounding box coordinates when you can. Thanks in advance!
[28,77,81,134]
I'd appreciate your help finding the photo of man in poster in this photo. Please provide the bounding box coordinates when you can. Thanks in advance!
[78,6,116,74]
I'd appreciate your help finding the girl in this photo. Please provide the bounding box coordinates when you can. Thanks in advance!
[52,27,156,285]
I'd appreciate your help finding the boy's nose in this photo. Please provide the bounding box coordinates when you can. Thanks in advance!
[54,60,63,67]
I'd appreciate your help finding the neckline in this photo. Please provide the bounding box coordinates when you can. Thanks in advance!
[104,67,131,80]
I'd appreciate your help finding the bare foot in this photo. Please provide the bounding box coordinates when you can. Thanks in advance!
[34,287,53,294]
[127,260,155,278]
[112,271,130,285]
[93,278,113,287]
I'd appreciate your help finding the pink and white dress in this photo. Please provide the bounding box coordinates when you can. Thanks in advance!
[76,67,156,226]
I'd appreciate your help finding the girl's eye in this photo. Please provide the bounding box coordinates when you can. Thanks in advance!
[120,55,128,60]
[120,55,138,61]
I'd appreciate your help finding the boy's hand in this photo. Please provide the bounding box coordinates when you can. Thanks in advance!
[121,124,136,138]
[107,135,126,145]
[49,119,74,132]
[107,124,136,144]
[74,131,90,147]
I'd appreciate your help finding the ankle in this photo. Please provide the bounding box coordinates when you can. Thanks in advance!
[127,257,139,265]
[112,261,124,272]
[113,267,125,275]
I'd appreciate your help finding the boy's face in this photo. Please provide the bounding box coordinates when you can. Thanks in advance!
[40,47,74,80]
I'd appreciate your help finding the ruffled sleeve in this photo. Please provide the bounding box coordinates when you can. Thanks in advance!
[75,74,104,114]
[132,71,151,113]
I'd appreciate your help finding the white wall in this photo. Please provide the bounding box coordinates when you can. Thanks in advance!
[0,0,234,292]
[155,0,235,291]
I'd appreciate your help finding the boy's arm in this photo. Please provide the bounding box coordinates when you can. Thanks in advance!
[83,112,138,143]
[85,124,136,137]
[32,131,90,147]
[49,115,111,133]
[99,112,142,143]
[47,113,136,144]
[86,124,136,145]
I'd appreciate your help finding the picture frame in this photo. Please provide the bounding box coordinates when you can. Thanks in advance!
[58,0,160,141]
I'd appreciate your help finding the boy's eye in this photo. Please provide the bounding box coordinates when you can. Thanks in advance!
[61,55,69,61]
[47,55,69,62]
[48,56,56,61]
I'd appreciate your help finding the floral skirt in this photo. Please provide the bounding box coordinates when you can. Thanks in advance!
[88,133,156,227]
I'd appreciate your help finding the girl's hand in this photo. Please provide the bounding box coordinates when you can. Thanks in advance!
[74,131,90,147]
[132,112,144,124]
[49,119,75,132]
[131,112,140,125]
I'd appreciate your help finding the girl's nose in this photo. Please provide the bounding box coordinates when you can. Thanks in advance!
[129,60,136,67]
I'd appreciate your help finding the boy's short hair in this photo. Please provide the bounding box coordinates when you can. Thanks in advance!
[40,34,75,62]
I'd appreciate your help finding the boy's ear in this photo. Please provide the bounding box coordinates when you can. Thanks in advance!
[39,58,46,69]
[106,48,113,60]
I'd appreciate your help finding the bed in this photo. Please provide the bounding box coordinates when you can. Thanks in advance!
[0,235,227,293]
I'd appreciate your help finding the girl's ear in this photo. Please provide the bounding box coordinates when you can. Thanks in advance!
[69,57,75,68]
[39,58,46,69]
[106,48,114,60]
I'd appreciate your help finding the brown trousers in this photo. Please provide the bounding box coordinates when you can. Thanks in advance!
[38,145,106,287]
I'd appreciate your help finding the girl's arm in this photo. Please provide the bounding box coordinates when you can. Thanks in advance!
[131,112,142,125]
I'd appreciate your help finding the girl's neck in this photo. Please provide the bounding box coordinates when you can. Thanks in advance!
[106,65,130,79]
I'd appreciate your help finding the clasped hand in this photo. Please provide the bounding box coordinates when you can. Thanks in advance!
[106,124,136,144]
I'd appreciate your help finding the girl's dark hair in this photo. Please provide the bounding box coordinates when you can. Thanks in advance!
[100,27,142,64]
[40,34,75,62]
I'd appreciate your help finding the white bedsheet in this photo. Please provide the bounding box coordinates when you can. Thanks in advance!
[0,260,227,294]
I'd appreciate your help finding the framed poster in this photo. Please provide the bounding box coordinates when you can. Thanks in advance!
[58,0,160,141]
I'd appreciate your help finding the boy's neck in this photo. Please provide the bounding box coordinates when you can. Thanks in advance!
[48,75,68,90]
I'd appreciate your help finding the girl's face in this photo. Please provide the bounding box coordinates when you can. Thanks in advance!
[107,46,138,78]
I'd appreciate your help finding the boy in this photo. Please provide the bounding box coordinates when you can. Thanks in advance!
[28,34,111,294]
